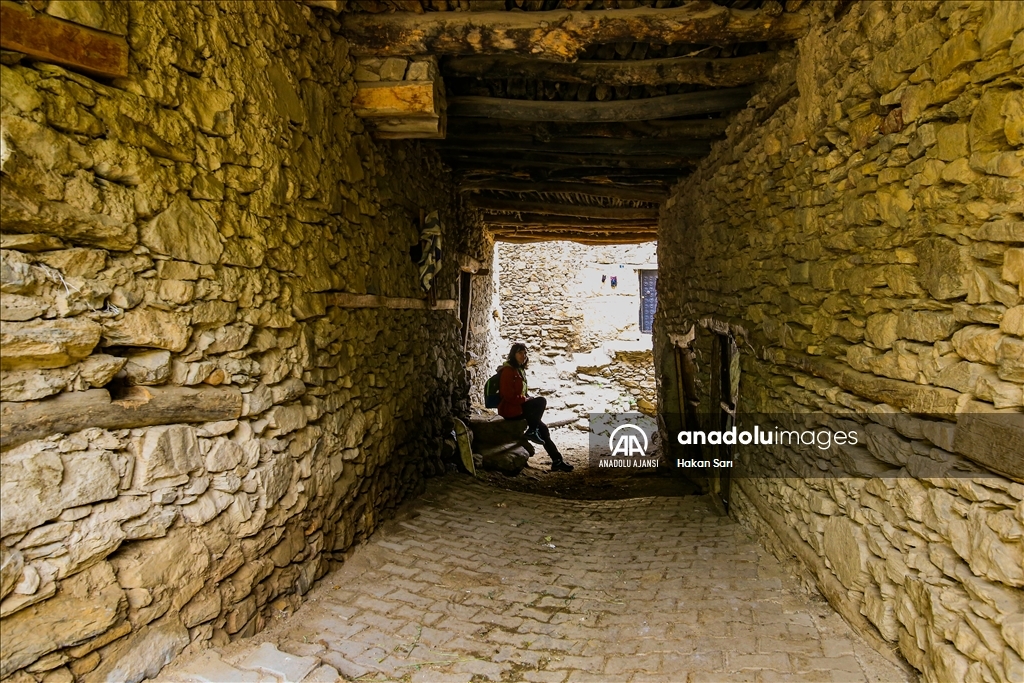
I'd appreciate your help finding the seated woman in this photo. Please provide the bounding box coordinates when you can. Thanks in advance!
[497,343,573,472]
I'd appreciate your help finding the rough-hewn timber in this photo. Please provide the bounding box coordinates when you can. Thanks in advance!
[458,179,667,202]
[440,135,712,156]
[470,197,657,220]
[0,1,128,78]
[0,386,243,450]
[444,52,776,87]
[448,87,751,122]
[446,151,696,170]
[342,6,808,60]
[447,118,730,139]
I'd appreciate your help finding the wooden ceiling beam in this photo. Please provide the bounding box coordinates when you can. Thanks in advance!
[447,117,730,139]
[483,213,655,228]
[448,87,751,122]
[493,231,657,245]
[471,197,658,220]
[342,6,808,60]
[458,179,668,202]
[445,151,697,170]
[444,52,776,87]
[0,1,128,79]
[439,134,712,156]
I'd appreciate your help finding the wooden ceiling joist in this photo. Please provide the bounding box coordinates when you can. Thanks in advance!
[493,230,657,245]
[0,1,128,79]
[471,197,658,220]
[458,179,667,202]
[447,151,695,170]
[484,213,655,228]
[448,87,751,122]
[342,6,808,60]
[447,118,731,139]
[440,134,712,156]
[444,52,776,88]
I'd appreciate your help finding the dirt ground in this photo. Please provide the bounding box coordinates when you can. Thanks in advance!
[472,426,701,500]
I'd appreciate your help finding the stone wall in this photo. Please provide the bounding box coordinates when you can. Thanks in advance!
[656,2,1023,682]
[492,241,657,417]
[0,2,487,681]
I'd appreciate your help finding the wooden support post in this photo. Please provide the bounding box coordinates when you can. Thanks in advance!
[0,1,128,79]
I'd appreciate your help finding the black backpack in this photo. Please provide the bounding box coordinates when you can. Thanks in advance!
[483,368,503,409]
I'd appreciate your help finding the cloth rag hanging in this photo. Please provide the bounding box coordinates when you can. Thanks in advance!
[417,210,443,294]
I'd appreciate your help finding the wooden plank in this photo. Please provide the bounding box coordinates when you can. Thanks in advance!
[470,197,658,220]
[458,179,667,202]
[1,386,242,451]
[352,81,440,118]
[448,87,751,122]
[495,231,656,245]
[439,135,712,156]
[324,292,457,310]
[0,1,128,79]
[445,52,776,87]
[482,213,654,227]
[952,407,1024,482]
[447,117,730,139]
[373,116,446,139]
[342,6,808,60]
[446,151,696,170]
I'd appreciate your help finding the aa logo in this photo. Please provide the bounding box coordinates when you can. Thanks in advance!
[609,424,648,457]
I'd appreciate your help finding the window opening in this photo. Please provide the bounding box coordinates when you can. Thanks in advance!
[639,269,657,334]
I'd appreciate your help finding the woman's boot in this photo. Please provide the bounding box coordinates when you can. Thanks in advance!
[550,454,573,472]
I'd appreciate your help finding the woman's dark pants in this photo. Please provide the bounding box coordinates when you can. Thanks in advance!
[519,397,563,462]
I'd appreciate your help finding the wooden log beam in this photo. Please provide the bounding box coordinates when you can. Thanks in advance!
[440,135,712,156]
[0,386,242,451]
[0,1,128,79]
[342,5,808,60]
[444,52,776,87]
[459,178,668,202]
[448,87,751,122]
[494,231,656,245]
[447,117,730,139]
[446,151,696,170]
[352,81,440,118]
[324,293,457,310]
[471,197,658,220]
[484,213,654,228]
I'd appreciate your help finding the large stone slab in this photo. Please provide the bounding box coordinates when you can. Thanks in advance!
[0,442,65,536]
[141,195,223,265]
[0,318,102,370]
[0,562,125,677]
[467,415,528,448]
[133,425,202,491]
[89,614,190,683]
[823,516,872,592]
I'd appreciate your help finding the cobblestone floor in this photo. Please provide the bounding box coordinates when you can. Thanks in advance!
[159,477,914,683]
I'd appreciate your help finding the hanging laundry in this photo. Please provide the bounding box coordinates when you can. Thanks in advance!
[416,210,443,294]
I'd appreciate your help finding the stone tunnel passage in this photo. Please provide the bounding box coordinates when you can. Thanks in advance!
[1,1,1023,683]
[157,477,913,683]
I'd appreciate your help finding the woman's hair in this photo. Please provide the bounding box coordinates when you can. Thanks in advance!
[507,343,528,369]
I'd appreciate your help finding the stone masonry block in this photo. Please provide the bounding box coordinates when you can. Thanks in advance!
[235,642,319,682]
